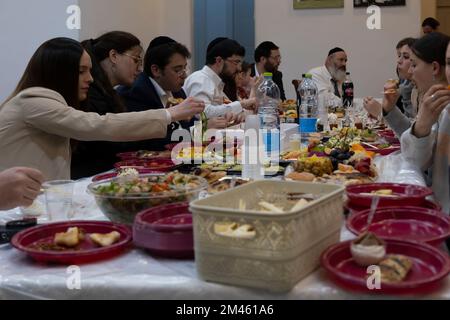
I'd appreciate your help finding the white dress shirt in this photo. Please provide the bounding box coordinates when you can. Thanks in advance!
[183,66,243,119]
[308,65,343,105]
[149,77,173,123]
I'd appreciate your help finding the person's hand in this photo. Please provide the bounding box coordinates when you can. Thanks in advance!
[381,80,401,113]
[207,116,228,129]
[250,75,264,99]
[224,111,246,127]
[241,98,257,112]
[413,84,450,138]
[168,97,205,122]
[363,96,382,119]
[0,167,44,210]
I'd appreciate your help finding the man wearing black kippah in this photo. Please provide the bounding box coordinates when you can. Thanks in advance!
[308,47,348,106]
[251,41,286,101]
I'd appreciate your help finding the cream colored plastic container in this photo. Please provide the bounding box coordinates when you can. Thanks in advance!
[190,180,344,292]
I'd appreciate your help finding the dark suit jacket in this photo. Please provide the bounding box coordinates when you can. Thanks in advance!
[117,72,194,150]
[251,64,286,101]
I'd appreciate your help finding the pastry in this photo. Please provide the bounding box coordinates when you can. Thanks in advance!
[89,231,121,247]
[380,255,413,283]
[54,227,85,248]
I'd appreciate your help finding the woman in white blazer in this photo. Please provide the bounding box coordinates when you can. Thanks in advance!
[0,38,204,180]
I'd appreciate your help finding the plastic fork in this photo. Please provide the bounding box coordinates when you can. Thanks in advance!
[365,195,380,232]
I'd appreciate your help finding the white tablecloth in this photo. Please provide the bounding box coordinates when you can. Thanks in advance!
[0,165,447,300]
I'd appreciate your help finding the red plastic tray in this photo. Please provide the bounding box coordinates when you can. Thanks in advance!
[114,158,176,172]
[321,240,450,294]
[11,221,132,264]
[346,207,450,246]
[346,183,433,207]
[133,202,194,259]
[117,151,171,161]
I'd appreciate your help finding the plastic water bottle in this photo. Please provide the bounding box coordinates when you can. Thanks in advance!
[257,72,281,163]
[298,73,318,144]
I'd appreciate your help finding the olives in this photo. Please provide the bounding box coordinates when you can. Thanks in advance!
[329,148,354,170]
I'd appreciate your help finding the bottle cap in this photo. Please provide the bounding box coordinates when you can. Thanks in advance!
[263,72,273,77]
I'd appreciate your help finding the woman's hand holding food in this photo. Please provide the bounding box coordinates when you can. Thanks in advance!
[413,84,450,138]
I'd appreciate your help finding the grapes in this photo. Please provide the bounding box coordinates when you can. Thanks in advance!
[330,150,340,158]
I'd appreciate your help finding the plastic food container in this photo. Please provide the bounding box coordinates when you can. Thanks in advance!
[190,180,345,292]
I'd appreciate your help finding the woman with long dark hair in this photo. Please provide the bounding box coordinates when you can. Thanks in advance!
[0,38,204,180]
[72,32,170,178]
[401,32,450,214]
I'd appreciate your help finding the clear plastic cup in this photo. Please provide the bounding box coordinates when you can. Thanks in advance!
[43,180,74,222]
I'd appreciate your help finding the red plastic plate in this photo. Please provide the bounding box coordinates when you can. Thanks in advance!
[363,144,401,156]
[133,202,193,259]
[345,199,442,214]
[346,207,450,246]
[116,151,171,161]
[11,221,132,264]
[92,169,161,182]
[346,183,433,207]
[114,158,176,172]
[321,240,450,294]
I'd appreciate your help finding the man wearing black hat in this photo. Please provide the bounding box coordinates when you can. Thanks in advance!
[308,47,348,105]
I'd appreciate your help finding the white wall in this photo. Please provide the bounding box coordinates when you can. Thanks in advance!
[79,0,193,56]
[255,0,422,99]
[79,0,160,50]
[0,0,422,102]
[0,0,80,102]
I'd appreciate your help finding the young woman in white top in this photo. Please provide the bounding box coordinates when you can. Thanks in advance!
[401,32,450,214]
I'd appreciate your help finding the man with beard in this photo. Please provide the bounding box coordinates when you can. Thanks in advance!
[184,37,257,120]
[308,47,348,105]
[251,41,286,101]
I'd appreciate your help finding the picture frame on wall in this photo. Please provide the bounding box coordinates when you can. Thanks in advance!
[293,0,344,9]
[353,0,406,7]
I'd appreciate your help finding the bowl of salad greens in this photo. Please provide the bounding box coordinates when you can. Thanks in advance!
[87,172,207,225]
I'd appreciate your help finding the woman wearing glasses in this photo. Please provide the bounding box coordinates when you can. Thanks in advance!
[0,37,204,181]
[71,31,200,178]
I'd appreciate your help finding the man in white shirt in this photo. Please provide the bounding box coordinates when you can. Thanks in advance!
[308,47,348,106]
[184,37,256,119]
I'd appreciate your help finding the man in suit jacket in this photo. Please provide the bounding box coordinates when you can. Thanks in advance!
[251,41,286,101]
[118,37,194,151]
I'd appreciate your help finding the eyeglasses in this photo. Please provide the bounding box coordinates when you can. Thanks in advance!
[172,66,190,77]
[226,58,243,67]
[122,53,143,67]
[269,55,281,62]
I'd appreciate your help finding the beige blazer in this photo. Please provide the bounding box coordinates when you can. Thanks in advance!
[0,87,170,180]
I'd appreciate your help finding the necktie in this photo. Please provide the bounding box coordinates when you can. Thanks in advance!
[331,79,341,98]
